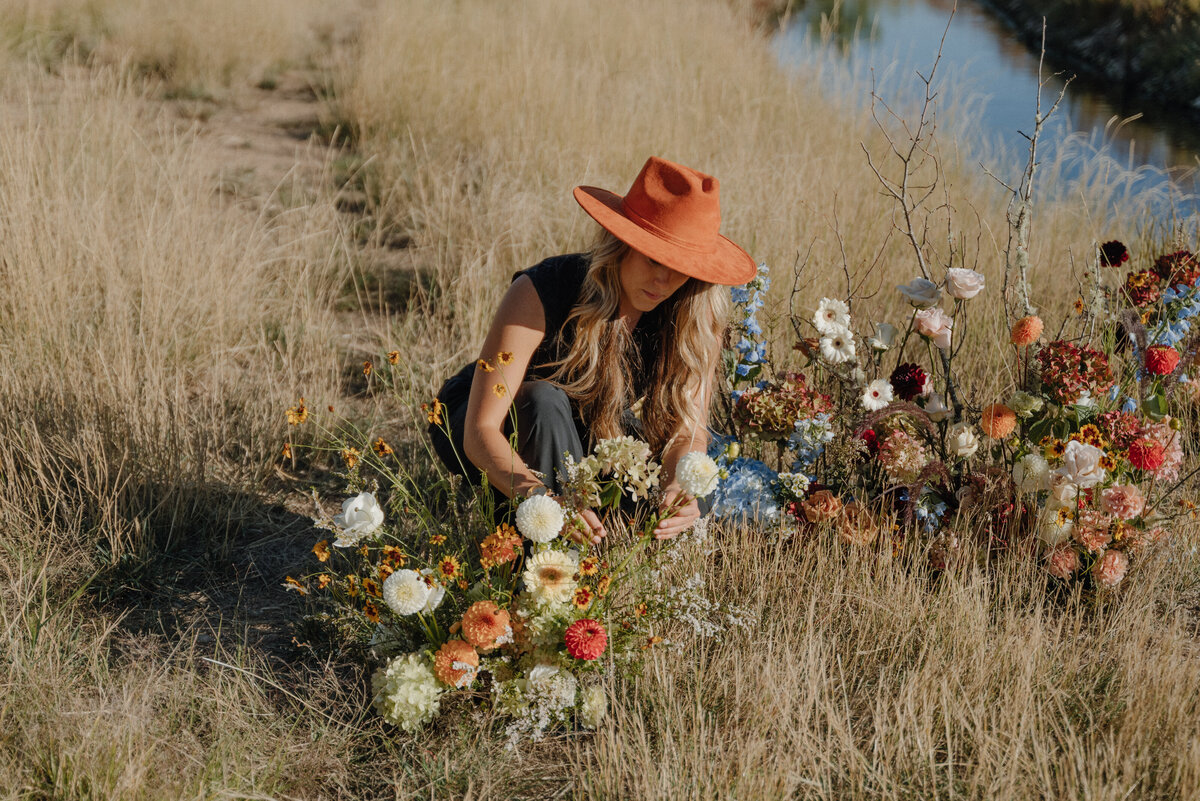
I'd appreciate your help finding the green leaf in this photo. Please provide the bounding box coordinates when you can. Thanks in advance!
[1143,392,1168,421]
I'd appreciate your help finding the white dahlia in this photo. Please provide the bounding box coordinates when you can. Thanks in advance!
[371,652,444,731]
[382,569,430,615]
[675,451,720,499]
[813,297,851,334]
[515,494,565,543]
[522,549,578,605]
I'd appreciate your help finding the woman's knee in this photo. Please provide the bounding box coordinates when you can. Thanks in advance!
[516,381,572,422]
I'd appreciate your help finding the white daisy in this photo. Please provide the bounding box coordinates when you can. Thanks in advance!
[812,297,851,334]
[861,379,894,411]
[818,326,856,364]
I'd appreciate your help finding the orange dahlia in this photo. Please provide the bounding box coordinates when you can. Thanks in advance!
[564,618,608,661]
[460,601,512,652]
[433,639,479,688]
[980,404,1017,439]
[1010,315,1044,347]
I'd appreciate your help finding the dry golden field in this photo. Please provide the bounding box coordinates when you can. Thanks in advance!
[1,1,1199,799]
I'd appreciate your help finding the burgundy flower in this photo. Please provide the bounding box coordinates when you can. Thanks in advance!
[889,362,929,401]
[861,428,879,455]
[1099,240,1129,267]
[1152,250,1200,288]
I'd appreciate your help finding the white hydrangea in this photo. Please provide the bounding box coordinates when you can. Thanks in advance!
[1008,390,1044,418]
[861,379,894,411]
[515,494,564,543]
[332,491,384,547]
[526,664,578,712]
[818,326,856,364]
[813,297,850,334]
[371,652,443,731]
[382,569,430,615]
[675,452,720,499]
[580,685,608,729]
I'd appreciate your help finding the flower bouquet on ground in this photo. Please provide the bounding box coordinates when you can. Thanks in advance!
[284,399,748,742]
[709,241,1197,588]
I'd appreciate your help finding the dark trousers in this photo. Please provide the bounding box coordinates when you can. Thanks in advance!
[429,380,588,522]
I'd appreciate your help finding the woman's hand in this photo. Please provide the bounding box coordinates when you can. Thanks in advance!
[653,486,699,539]
[565,507,607,545]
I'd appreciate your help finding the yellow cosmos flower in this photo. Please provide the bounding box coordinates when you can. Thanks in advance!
[497,351,514,366]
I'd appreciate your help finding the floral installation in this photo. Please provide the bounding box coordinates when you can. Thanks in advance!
[709,244,1196,588]
[284,368,750,743]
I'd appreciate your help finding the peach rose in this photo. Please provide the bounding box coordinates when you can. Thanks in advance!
[913,307,953,349]
[801,490,842,524]
[837,502,877,547]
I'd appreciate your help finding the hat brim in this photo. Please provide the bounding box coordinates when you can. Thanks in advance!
[573,185,756,286]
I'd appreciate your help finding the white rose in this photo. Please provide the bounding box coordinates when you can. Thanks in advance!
[813,297,851,334]
[897,278,942,307]
[944,268,985,299]
[1013,453,1050,493]
[1054,440,1106,488]
[947,423,979,458]
[913,307,953,350]
[332,491,385,546]
[867,321,898,351]
[675,451,720,499]
[515,494,565,543]
[1037,512,1073,547]
[382,569,431,615]
[1048,472,1079,507]
[924,392,952,422]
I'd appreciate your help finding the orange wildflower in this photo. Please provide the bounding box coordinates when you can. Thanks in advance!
[341,447,360,469]
[285,398,308,425]
[282,576,307,595]
[429,533,447,546]
[382,545,406,566]
[579,556,600,576]
[422,399,445,425]
[363,601,380,623]
[1010,316,1044,347]
[387,350,400,365]
[980,404,1017,439]
[372,437,394,457]
[573,586,593,609]
[597,575,612,597]
[497,351,514,366]
[479,524,521,569]
[362,577,381,598]
[437,555,461,581]
[312,539,330,562]
[362,361,373,377]
[493,383,507,398]
[281,442,293,459]
[377,563,395,582]
[316,574,333,590]
[477,358,494,373]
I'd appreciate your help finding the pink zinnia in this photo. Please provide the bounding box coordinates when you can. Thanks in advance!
[1046,544,1080,579]
[1101,484,1145,520]
[1092,549,1129,588]
[564,619,608,661]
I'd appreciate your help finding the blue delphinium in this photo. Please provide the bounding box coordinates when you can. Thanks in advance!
[728,263,771,385]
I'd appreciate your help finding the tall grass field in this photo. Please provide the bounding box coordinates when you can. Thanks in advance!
[1,0,1198,798]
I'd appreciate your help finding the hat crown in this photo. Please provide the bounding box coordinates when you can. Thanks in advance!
[620,157,721,253]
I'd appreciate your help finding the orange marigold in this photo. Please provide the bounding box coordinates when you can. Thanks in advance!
[479,524,521,569]
[980,404,1017,439]
[433,639,479,688]
[460,601,512,652]
[1010,315,1044,347]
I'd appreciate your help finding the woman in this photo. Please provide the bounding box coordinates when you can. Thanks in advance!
[429,156,754,542]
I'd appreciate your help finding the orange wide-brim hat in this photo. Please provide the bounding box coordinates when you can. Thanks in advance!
[573,156,757,286]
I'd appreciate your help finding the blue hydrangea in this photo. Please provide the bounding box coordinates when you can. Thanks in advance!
[709,457,780,522]
[789,414,834,472]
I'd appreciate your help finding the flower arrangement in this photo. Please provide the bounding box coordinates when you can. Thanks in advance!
[710,243,1197,588]
[284,383,748,742]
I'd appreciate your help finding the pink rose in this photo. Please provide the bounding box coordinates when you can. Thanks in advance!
[944,268,985,299]
[1046,544,1080,579]
[913,307,953,349]
[1091,549,1129,588]
[1101,484,1145,520]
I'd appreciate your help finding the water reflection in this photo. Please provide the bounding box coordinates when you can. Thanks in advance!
[776,0,1199,216]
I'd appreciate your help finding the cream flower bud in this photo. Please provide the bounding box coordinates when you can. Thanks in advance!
[897,278,942,307]
[947,422,979,458]
[867,321,898,351]
[944,267,985,299]
[913,307,953,349]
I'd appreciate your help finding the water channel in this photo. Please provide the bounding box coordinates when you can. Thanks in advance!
[775,0,1200,220]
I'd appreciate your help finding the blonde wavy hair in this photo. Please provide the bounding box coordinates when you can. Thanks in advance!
[546,228,730,454]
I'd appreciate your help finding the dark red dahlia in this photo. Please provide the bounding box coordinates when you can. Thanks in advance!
[889,362,929,401]
[1099,240,1129,267]
[861,428,879,455]
[1123,270,1161,307]
[1152,250,1200,288]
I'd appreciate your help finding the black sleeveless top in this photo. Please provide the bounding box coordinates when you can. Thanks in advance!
[436,253,664,421]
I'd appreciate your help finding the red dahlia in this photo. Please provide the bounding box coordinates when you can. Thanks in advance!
[1144,344,1181,376]
[1128,438,1166,471]
[564,618,608,661]
[889,362,929,401]
[861,428,879,455]
[1099,240,1129,267]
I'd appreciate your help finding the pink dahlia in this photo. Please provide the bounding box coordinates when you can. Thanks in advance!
[1100,484,1145,521]
[1092,549,1129,588]
[564,618,608,661]
[1046,544,1081,579]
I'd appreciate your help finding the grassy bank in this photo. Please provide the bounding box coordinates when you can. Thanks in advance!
[0,0,1198,798]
